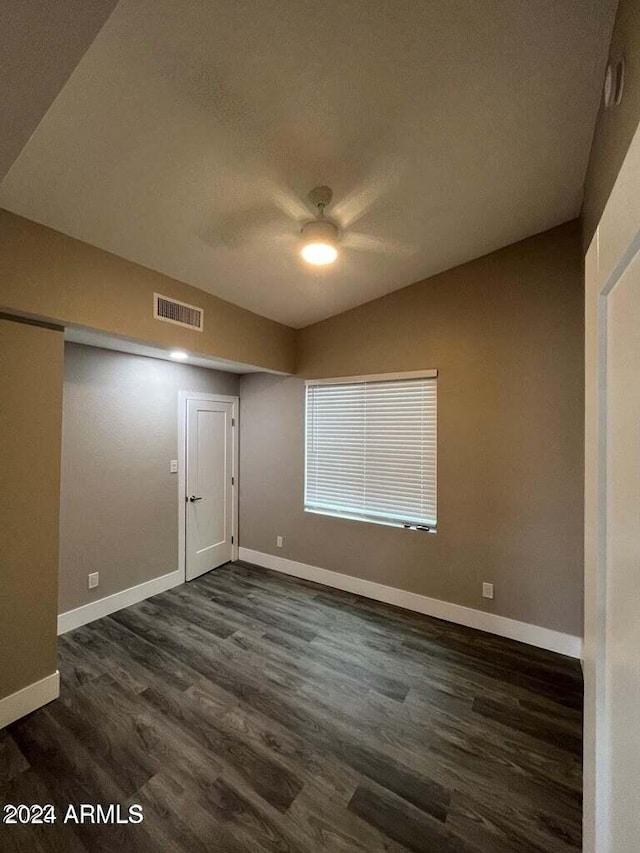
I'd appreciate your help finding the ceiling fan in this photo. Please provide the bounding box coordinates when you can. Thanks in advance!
[201,182,415,266]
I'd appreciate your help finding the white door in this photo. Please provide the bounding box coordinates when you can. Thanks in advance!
[185,397,235,581]
[584,121,640,852]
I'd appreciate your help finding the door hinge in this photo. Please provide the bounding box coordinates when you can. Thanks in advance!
[232,418,235,426]
[231,535,234,544]
[231,476,235,485]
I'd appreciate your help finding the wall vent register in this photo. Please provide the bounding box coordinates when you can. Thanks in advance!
[305,371,437,530]
[154,293,204,331]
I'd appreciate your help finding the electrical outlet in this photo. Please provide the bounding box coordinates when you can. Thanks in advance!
[276,536,284,548]
[88,572,99,590]
[482,582,494,600]
[170,459,178,473]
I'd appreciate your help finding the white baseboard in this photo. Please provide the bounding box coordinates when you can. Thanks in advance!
[238,548,582,659]
[0,671,59,730]
[58,569,183,635]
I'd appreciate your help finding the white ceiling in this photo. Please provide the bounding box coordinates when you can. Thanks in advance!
[0,0,616,328]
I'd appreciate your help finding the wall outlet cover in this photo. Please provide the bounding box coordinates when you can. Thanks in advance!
[482,582,494,600]
[276,536,284,548]
[170,459,178,473]
[88,572,99,590]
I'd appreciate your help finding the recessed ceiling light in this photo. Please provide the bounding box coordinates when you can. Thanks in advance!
[170,350,188,360]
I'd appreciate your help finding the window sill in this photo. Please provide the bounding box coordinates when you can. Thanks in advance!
[304,507,437,533]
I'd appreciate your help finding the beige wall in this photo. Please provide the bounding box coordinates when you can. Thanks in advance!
[0,209,295,374]
[582,0,640,247]
[59,343,238,613]
[0,318,63,698]
[240,222,584,636]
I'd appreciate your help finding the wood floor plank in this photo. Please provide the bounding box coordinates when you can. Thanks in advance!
[7,711,158,853]
[140,591,238,639]
[130,771,252,853]
[259,628,410,701]
[139,682,305,814]
[197,775,310,853]
[0,731,29,785]
[402,691,582,810]
[89,615,202,691]
[47,688,156,797]
[199,684,362,803]
[189,581,319,642]
[69,624,160,694]
[348,782,478,853]
[286,781,411,853]
[57,634,108,691]
[471,696,582,756]
[0,768,88,853]
[446,789,582,853]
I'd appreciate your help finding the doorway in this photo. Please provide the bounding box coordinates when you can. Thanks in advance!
[178,392,238,582]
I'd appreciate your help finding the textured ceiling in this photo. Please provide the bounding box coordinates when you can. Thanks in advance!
[0,0,616,327]
[0,0,118,181]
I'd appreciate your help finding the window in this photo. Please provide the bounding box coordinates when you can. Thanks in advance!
[305,371,437,530]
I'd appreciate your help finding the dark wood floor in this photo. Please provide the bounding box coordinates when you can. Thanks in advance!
[1,561,583,853]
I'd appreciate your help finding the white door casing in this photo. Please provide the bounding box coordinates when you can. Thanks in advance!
[178,393,238,582]
[584,119,640,853]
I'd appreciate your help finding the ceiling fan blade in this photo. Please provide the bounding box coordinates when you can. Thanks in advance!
[268,185,310,221]
[332,155,404,228]
[198,180,310,250]
[342,231,415,257]
[199,205,292,249]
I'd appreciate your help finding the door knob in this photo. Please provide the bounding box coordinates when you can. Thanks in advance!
[188,495,203,502]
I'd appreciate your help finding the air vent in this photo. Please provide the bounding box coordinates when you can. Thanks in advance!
[154,293,203,331]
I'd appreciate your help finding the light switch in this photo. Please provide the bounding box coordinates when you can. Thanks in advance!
[170,459,178,473]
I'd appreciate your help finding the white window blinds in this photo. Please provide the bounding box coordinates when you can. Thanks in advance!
[305,373,437,528]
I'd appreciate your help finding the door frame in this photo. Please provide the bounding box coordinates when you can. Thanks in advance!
[177,391,239,582]
[584,120,640,853]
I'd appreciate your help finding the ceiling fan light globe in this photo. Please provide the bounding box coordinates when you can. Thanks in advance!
[300,218,339,265]
[301,242,338,265]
